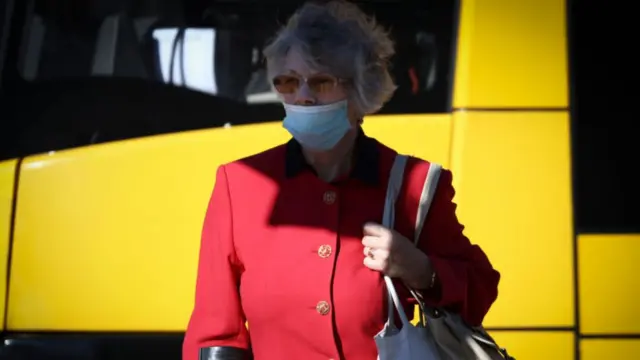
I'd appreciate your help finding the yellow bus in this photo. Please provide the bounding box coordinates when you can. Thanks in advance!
[0,0,637,359]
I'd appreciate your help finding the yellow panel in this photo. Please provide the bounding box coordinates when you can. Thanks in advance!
[581,339,640,360]
[450,111,574,327]
[8,113,449,331]
[0,159,17,329]
[453,0,568,108]
[489,331,574,360]
[579,234,640,334]
[8,122,292,331]
[363,114,452,168]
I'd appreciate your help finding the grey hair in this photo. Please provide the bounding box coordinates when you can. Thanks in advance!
[263,0,397,116]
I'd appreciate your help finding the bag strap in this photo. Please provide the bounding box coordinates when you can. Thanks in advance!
[413,162,442,244]
[381,154,408,230]
[407,160,442,323]
[382,154,443,328]
[382,154,442,239]
[381,154,409,328]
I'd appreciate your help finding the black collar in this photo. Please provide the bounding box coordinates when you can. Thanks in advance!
[284,128,380,185]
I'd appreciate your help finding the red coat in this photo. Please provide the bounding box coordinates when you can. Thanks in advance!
[183,131,500,360]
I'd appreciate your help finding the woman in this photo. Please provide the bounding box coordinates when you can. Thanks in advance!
[183,1,500,360]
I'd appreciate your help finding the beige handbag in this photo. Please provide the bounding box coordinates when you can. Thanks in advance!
[376,154,514,360]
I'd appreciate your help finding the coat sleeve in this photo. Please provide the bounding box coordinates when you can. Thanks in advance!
[183,165,251,360]
[415,168,501,326]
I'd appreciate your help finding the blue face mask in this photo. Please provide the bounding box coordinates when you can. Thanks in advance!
[282,100,351,151]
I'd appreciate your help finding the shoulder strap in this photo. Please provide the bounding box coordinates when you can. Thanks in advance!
[381,154,408,230]
[382,154,443,242]
[381,154,410,328]
[414,162,442,245]
[381,154,443,327]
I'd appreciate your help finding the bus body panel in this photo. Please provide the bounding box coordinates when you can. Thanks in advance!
[578,234,640,335]
[0,159,17,330]
[454,0,568,108]
[489,332,574,360]
[450,110,574,328]
[7,115,452,331]
[581,339,640,360]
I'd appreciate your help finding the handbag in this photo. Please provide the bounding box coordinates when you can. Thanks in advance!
[374,154,514,360]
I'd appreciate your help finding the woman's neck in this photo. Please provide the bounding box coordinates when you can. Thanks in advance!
[303,128,358,182]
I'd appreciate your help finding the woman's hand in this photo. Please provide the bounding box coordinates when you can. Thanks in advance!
[362,222,435,290]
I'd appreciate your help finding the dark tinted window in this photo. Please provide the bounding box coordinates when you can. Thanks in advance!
[0,0,458,160]
[570,0,640,233]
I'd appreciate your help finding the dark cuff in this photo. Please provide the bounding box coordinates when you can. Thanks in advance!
[199,346,252,360]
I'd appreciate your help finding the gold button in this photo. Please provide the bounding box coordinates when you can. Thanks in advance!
[316,301,331,315]
[318,244,332,258]
[323,190,336,204]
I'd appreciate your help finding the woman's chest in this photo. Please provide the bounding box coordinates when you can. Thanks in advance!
[232,179,389,327]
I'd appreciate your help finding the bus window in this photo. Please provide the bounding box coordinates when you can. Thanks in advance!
[571,0,639,233]
[148,2,457,114]
[1,1,458,160]
[152,28,218,96]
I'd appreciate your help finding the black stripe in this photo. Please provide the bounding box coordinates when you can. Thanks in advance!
[0,332,184,360]
[3,157,21,330]
[485,326,574,332]
[576,227,640,235]
[452,107,569,112]
[566,0,581,359]
[580,334,640,340]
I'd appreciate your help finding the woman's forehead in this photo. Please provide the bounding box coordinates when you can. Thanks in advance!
[281,49,327,78]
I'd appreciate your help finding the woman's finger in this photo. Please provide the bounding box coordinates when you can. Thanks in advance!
[363,256,384,271]
[361,235,380,248]
[363,246,375,258]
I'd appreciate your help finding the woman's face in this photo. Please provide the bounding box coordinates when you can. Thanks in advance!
[273,49,359,124]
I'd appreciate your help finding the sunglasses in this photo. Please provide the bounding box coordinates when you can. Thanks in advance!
[272,74,349,94]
